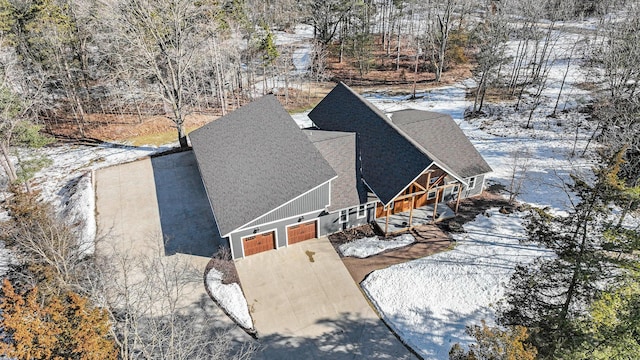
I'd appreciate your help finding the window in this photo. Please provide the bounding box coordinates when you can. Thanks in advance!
[468,177,477,190]
[357,204,366,219]
[427,190,436,200]
[452,185,460,194]
[339,209,348,224]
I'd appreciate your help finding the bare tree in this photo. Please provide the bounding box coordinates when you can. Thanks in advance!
[108,0,214,148]
[94,235,255,359]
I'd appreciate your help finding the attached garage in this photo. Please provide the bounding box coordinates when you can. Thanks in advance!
[287,220,317,245]
[243,231,276,256]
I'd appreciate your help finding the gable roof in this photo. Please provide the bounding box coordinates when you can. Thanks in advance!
[304,130,365,211]
[308,82,491,205]
[190,95,336,236]
[308,83,433,205]
[389,110,492,179]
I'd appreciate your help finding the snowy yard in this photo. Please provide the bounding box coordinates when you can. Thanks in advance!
[361,209,554,359]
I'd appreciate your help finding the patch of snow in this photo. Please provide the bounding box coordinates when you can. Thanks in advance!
[0,241,13,278]
[206,269,254,331]
[61,172,96,256]
[361,209,554,359]
[339,234,415,258]
[291,111,315,129]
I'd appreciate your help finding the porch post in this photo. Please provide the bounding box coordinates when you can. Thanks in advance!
[432,190,439,221]
[426,171,432,190]
[409,195,415,227]
[385,205,390,234]
[455,186,463,214]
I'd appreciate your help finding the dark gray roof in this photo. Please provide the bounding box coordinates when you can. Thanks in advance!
[309,82,492,205]
[304,130,365,211]
[190,95,337,236]
[308,83,432,205]
[389,109,492,179]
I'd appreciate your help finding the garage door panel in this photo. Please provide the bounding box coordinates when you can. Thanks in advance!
[243,231,276,256]
[287,221,317,245]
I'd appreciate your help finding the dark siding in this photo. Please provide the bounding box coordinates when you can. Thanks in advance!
[240,182,331,230]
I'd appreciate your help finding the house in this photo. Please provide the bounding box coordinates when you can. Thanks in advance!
[190,83,492,260]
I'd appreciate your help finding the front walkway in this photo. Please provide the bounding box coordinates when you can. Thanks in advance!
[339,225,453,283]
[235,237,415,359]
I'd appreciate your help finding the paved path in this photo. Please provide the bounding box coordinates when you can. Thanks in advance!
[341,226,452,283]
[236,237,415,359]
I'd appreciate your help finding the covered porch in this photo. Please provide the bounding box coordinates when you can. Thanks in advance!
[374,203,455,235]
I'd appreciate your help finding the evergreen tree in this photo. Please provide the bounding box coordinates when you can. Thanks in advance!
[499,153,640,358]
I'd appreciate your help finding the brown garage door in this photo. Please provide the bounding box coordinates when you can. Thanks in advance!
[243,231,276,256]
[287,221,317,245]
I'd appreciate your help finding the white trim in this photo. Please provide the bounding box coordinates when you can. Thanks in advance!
[389,120,468,185]
[234,208,324,233]
[285,219,319,246]
[467,176,477,190]
[383,165,431,207]
[239,228,278,258]
[226,177,336,236]
[339,209,349,224]
[357,204,367,219]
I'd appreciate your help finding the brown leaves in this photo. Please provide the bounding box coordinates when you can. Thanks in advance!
[0,279,118,360]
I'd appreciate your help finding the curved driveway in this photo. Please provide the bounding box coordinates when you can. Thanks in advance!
[236,237,415,359]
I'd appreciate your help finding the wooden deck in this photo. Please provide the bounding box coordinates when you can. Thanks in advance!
[374,203,455,235]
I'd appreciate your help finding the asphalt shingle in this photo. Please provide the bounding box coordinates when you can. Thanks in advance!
[309,83,432,205]
[190,95,336,236]
[389,109,492,179]
[304,130,365,211]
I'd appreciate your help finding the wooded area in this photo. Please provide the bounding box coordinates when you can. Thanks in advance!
[1,0,640,358]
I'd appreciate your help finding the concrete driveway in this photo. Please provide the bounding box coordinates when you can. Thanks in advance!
[94,153,250,341]
[236,237,414,359]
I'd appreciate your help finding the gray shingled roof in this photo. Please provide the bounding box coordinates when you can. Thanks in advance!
[190,95,337,236]
[389,109,492,179]
[308,83,433,205]
[304,130,365,211]
[308,82,491,205]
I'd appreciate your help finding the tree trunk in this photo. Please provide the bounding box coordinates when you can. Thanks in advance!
[0,142,18,184]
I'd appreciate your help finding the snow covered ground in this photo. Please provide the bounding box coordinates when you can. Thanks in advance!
[339,234,415,258]
[362,209,554,359]
[206,269,254,331]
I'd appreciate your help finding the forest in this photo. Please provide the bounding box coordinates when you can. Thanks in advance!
[1,0,639,358]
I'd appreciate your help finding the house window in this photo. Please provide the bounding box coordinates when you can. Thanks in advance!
[452,184,460,194]
[357,204,367,219]
[427,190,436,200]
[339,209,348,224]
[468,177,477,190]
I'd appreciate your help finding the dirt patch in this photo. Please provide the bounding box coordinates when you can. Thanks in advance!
[440,189,510,230]
[205,246,240,285]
